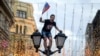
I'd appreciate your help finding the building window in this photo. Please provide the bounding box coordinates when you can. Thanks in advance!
[16,25,18,33]
[6,0,12,8]
[24,26,27,34]
[0,12,5,30]
[0,13,2,27]
[17,10,27,18]
[20,25,22,34]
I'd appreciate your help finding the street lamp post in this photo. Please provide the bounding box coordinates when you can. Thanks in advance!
[31,30,42,52]
[54,31,67,53]
[31,30,67,56]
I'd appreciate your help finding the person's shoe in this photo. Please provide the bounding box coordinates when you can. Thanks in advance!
[49,49,53,54]
[49,49,52,52]
[43,50,48,54]
[49,50,55,55]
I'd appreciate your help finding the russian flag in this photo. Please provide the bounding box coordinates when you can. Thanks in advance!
[42,2,50,14]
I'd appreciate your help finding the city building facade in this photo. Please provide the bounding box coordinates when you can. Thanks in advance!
[85,10,100,56]
[0,0,14,56]
[92,10,100,56]
[9,0,39,56]
[85,23,93,56]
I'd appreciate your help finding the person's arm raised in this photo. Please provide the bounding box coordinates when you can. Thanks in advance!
[39,17,45,23]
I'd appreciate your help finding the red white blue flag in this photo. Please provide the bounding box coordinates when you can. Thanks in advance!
[42,2,50,14]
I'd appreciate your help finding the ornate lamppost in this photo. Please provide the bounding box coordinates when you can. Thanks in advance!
[31,30,67,56]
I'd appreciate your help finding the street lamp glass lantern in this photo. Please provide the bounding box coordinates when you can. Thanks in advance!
[54,32,67,50]
[31,30,41,51]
